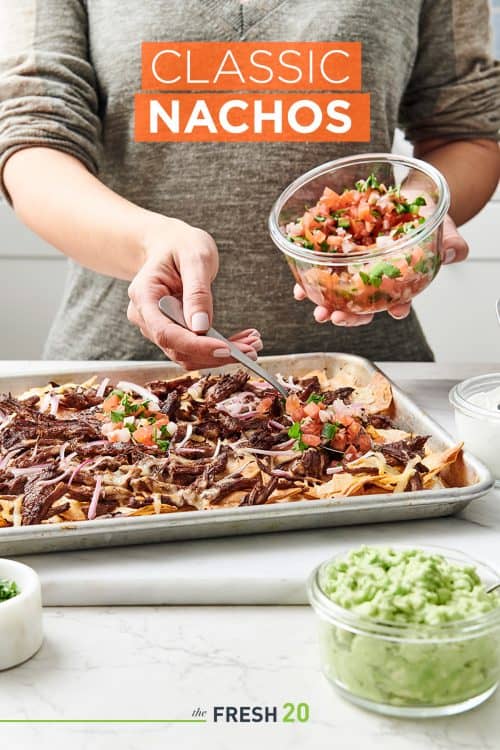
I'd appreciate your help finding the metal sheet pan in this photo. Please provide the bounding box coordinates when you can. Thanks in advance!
[0,354,493,554]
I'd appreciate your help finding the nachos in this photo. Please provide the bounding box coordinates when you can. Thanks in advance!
[0,368,462,527]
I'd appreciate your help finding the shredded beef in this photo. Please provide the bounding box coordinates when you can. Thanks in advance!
[59,389,103,411]
[22,477,68,525]
[160,389,180,419]
[322,387,354,405]
[406,472,423,492]
[380,436,429,466]
[290,449,327,479]
[298,376,321,401]
[205,370,249,404]
[146,375,197,398]
[242,474,279,506]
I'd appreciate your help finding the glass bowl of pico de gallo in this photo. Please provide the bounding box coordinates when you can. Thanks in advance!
[269,154,450,315]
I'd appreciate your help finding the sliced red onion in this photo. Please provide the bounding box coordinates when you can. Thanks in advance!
[176,423,193,448]
[96,377,110,399]
[237,447,297,458]
[84,440,108,447]
[271,469,295,479]
[68,459,93,486]
[216,391,261,417]
[274,438,295,450]
[40,468,72,487]
[237,411,259,420]
[116,381,160,410]
[249,380,269,390]
[268,420,286,431]
[276,373,301,392]
[88,475,103,520]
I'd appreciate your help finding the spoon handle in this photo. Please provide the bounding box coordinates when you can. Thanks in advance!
[158,296,288,398]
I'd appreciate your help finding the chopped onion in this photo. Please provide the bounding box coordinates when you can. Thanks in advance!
[88,475,103,520]
[216,391,260,417]
[166,421,177,436]
[96,377,110,399]
[85,440,108,447]
[274,438,295,450]
[176,423,192,448]
[116,381,160,410]
[68,459,93,486]
[375,235,395,249]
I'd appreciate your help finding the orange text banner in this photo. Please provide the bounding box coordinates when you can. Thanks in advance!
[135,92,370,142]
[141,42,362,91]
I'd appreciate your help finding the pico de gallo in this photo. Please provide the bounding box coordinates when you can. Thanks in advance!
[282,173,442,314]
[100,387,175,450]
[286,174,427,255]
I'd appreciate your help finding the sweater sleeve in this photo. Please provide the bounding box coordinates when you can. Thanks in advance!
[0,0,101,203]
[399,0,500,143]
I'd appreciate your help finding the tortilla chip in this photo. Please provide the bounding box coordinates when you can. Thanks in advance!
[421,443,463,487]
[352,372,393,414]
[368,427,412,443]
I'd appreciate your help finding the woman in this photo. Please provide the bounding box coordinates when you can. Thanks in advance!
[0,0,499,369]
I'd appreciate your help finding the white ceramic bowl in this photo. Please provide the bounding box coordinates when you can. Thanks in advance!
[0,559,43,670]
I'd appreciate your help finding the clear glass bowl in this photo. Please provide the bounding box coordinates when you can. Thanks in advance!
[449,373,500,486]
[308,545,500,718]
[269,153,450,314]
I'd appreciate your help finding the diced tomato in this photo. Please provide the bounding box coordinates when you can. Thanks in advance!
[154,415,170,427]
[358,430,372,453]
[320,187,341,210]
[103,394,120,412]
[302,418,321,437]
[302,433,321,447]
[134,425,155,446]
[303,402,321,419]
[286,394,304,422]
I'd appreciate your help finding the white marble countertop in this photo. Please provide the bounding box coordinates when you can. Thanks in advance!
[1,361,500,749]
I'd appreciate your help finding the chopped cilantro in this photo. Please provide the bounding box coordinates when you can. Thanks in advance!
[359,262,402,288]
[355,173,380,191]
[288,421,307,451]
[306,393,325,404]
[111,389,125,398]
[322,422,341,441]
[337,218,350,229]
[319,240,329,252]
[414,259,430,274]
[157,439,170,452]
[314,215,326,222]
[0,578,19,602]
[110,410,124,423]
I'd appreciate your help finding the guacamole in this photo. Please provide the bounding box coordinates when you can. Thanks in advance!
[316,547,500,708]
[0,578,19,602]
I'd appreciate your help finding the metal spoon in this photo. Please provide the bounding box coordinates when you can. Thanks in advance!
[496,299,500,326]
[158,296,288,398]
[486,582,500,595]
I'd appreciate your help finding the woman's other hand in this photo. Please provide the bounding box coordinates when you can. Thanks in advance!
[128,216,262,369]
[293,214,469,327]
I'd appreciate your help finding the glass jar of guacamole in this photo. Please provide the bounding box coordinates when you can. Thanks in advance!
[308,545,500,717]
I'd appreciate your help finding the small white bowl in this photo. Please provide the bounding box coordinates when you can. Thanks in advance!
[449,373,500,487]
[0,559,43,670]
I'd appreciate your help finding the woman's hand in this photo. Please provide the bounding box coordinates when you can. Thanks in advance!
[294,214,469,327]
[127,216,262,369]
